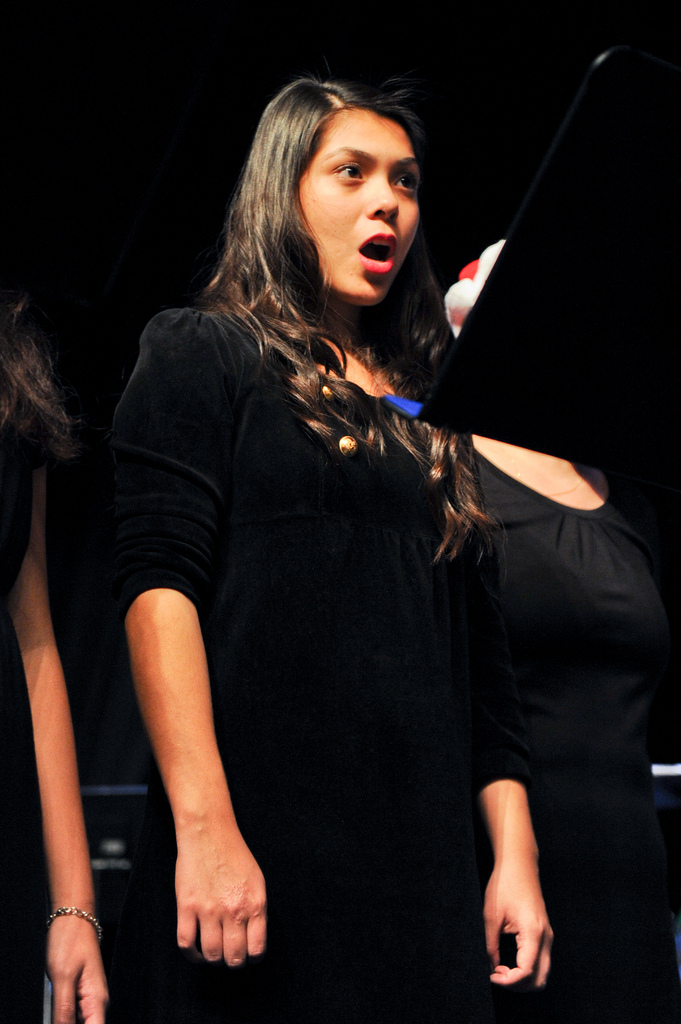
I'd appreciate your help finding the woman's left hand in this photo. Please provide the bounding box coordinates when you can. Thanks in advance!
[483,854,553,991]
[46,915,109,1024]
[477,778,552,991]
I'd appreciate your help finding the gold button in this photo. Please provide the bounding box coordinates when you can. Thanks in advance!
[339,435,358,458]
[322,384,334,400]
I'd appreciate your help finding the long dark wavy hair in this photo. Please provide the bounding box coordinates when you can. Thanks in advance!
[198,76,492,559]
[0,291,79,460]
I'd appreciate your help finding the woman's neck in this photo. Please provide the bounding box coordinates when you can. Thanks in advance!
[319,336,388,397]
[342,349,388,396]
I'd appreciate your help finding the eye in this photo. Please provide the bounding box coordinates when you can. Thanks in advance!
[397,171,420,191]
[336,163,362,180]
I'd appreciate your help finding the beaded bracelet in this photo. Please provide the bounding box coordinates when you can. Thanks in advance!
[46,906,103,943]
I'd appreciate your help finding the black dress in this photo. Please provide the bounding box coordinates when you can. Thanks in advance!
[478,455,681,1024]
[108,308,530,1024]
[0,435,47,1023]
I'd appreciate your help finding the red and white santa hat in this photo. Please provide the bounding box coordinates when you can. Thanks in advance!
[444,239,505,337]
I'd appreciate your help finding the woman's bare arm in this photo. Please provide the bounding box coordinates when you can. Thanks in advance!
[6,466,108,1024]
[124,587,267,966]
[478,778,552,990]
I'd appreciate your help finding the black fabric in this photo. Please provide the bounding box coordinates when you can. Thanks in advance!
[0,436,47,1023]
[108,308,530,1023]
[477,455,681,1024]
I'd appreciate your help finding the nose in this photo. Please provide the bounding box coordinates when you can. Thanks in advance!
[367,177,399,222]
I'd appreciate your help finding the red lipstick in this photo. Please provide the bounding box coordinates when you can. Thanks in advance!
[359,234,396,275]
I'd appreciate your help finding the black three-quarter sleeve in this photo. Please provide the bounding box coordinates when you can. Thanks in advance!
[112,308,245,618]
[464,544,530,790]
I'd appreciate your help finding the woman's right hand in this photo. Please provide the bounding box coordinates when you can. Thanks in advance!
[124,589,268,968]
[175,817,267,967]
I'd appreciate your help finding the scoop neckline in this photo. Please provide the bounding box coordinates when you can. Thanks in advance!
[477,452,613,518]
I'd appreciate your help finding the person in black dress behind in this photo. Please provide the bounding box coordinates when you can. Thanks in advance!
[446,244,681,1023]
[0,293,108,1022]
[108,78,551,1023]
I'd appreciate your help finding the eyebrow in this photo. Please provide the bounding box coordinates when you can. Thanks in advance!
[323,147,419,167]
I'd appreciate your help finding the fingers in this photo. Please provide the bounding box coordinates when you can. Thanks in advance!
[246,910,267,961]
[46,917,108,1024]
[530,924,552,989]
[484,915,501,972]
[177,907,203,963]
[51,976,77,1024]
[177,902,267,967]
[489,922,553,991]
[515,918,552,991]
[72,972,109,1024]
[221,922,249,968]
[490,962,535,989]
[50,967,108,1024]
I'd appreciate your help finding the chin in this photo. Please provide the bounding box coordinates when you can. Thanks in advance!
[356,285,392,308]
[329,283,393,321]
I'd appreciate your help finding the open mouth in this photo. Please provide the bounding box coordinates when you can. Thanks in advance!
[360,240,392,262]
[359,236,396,275]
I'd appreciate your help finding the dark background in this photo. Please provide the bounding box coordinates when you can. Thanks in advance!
[2,1,680,935]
